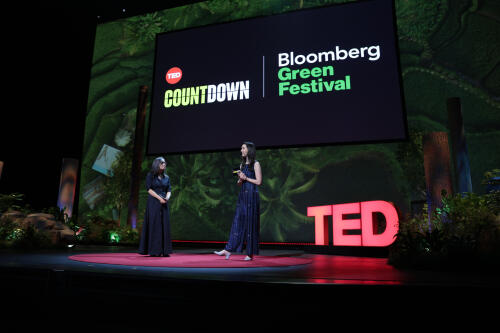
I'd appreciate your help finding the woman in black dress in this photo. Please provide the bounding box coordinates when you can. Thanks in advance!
[215,142,262,260]
[138,157,172,257]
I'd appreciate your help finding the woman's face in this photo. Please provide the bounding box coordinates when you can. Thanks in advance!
[241,144,248,158]
[159,160,166,171]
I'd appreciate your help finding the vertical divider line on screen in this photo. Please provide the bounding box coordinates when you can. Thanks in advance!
[262,55,265,98]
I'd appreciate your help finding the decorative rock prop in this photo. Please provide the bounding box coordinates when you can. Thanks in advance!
[1,211,74,244]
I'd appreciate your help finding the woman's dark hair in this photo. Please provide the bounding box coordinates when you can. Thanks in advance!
[241,141,256,170]
[151,157,167,177]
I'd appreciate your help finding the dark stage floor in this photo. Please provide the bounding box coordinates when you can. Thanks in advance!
[1,245,498,331]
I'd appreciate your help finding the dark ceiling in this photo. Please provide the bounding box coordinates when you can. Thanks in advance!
[0,1,204,209]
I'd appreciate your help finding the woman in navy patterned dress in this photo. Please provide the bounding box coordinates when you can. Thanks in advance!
[215,142,262,260]
[138,157,173,257]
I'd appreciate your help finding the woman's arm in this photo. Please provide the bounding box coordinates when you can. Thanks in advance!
[148,189,166,203]
[240,162,262,185]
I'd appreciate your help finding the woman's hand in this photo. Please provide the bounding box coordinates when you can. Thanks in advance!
[149,189,168,204]
[238,171,247,181]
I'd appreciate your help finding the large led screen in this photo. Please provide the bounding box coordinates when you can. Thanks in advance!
[147,0,407,155]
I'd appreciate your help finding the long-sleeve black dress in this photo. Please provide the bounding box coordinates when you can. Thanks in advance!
[138,172,172,256]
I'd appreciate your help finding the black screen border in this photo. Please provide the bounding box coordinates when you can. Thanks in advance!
[145,0,408,156]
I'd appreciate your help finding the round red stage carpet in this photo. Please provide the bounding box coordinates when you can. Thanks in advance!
[68,253,312,268]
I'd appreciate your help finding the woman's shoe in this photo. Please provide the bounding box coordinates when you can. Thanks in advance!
[244,256,253,261]
[214,250,231,259]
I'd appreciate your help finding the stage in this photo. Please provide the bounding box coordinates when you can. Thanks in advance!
[1,245,498,330]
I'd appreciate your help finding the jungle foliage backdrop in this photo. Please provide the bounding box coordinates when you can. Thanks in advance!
[78,0,500,243]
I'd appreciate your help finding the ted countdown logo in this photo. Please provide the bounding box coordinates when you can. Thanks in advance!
[166,67,182,84]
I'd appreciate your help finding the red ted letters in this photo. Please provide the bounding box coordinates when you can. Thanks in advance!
[307,200,399,247]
